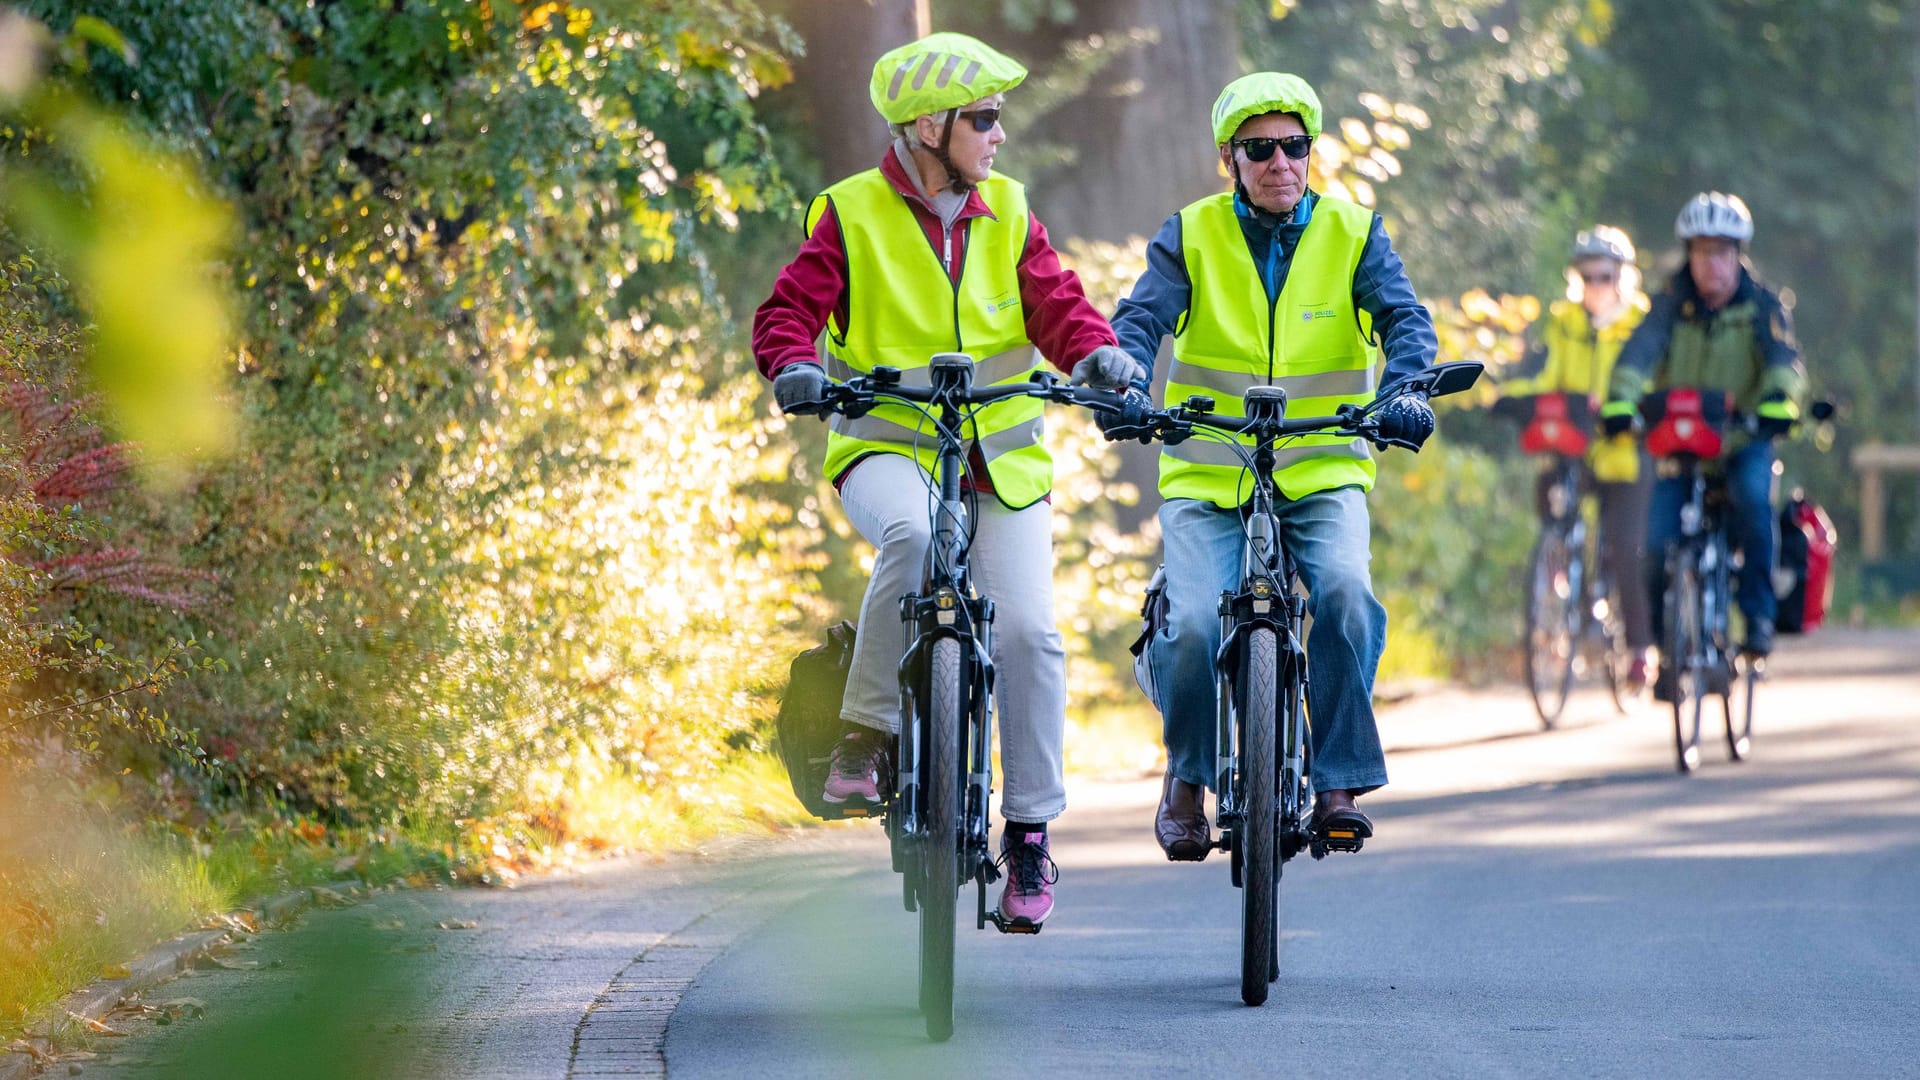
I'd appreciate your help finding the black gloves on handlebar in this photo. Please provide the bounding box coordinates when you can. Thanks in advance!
[1095,387,1155,442]
[1371,391,1435,450]
[1754,391,1797,439]
[1599,399,1638,437]
[772,362,827,414]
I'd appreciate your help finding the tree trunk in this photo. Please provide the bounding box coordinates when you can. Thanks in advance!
[1021,0,1237,243]
[1009,0,1237,534]
[768,0,930,187]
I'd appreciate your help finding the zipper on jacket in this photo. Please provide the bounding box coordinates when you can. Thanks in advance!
[948,220,965,348]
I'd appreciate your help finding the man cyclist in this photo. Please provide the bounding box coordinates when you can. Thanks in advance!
[753,32,1138,928]
[1105,72,1438,859]
[1601,192,1807,691]
[1500,225,1656,688]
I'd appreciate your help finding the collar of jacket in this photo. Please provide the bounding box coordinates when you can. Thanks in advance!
[1669,261,1757,318]
[1233,187,1315,230]
[878,149,998,222]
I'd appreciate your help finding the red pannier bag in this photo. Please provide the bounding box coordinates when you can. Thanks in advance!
[1644,387,1730,459]
[1519,392,1592,456]
[1775,493,1837,634]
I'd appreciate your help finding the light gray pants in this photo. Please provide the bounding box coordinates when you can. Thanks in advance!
[837,452,1068,823]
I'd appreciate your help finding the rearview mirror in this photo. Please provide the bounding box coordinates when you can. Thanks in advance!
[1423,361,1484,399]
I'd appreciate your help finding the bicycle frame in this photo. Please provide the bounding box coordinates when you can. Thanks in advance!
[886,356,999,911]
[1211,390,1312,858]
[789,355,1120,1038]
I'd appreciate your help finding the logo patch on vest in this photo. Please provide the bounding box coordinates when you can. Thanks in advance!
[1301,306,1337,321]
[983,293,1021,317]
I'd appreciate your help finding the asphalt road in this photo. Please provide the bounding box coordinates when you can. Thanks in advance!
[73,629,1920,1079]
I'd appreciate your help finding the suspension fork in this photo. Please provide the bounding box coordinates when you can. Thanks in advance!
[1216,436,1285,819]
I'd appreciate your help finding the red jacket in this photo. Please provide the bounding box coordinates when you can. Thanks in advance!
[752,151,1116,380]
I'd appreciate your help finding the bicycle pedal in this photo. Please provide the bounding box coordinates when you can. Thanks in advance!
[985,911,1043,935]
[1318,831,1366,854]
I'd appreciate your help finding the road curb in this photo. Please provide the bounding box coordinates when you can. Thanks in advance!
[0,881,365,1079]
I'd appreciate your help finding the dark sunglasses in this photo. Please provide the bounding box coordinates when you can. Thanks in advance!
[1581,271,1617,285]
[955,107,1002,133]
[1233,135,1313,162]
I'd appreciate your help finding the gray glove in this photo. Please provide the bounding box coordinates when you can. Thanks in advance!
[772,362,827,413]
[1069,345,1146,391]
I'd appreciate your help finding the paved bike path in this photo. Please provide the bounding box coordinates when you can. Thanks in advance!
[666,629,1920,1078]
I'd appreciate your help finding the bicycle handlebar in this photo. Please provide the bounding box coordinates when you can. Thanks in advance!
[783,366,1136,421]
[1109,360,1485,454]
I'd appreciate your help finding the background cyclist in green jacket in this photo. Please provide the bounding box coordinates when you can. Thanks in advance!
[1601,192,1808,687]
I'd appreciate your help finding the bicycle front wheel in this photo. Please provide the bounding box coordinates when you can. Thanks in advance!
[916,636,961,1041]
[1666,555,1705,774]
[1240,628,1278,1007]
[1525,530,1579,729]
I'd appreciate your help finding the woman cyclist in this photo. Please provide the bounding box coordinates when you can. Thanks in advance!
[1500,226,1655,688]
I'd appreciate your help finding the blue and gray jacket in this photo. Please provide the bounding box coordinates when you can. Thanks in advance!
[1110,189,1438,397]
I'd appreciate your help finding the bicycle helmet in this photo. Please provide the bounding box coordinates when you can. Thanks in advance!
[870,33,1026,195]
[1674,191,1753,243]
[1571,225,1634,265]
[869,33,1026,125]
[1210,71,1322,145]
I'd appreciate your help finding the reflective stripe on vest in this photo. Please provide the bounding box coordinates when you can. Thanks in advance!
[807,170,1051,507]
[1163,193,1379,507]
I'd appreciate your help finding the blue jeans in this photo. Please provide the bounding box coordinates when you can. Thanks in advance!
[1645,439,1777,638]
[1149,489,1389,796]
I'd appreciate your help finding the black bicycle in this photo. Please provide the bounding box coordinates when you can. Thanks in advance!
[1640,388,1831,773]
[1111,361,1482,1006]
[1516,393,1636,727]
[788,355,1118,1041]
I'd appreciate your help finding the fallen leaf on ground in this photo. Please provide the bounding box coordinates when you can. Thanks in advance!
[370,918,407,932]
[436,919,478,930]
[6,1039,51,1061]
[66,1012,126,1036]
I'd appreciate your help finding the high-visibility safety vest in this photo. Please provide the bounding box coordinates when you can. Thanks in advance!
[1509,297,1648,400]
[1511,299,1649,484]
[806,170,1050,508]
[1162,193,1378,507]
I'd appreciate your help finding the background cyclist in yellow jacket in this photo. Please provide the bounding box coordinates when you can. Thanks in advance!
[1500,226,1656,687]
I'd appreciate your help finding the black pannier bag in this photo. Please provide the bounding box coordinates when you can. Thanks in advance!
[774,621,875,819]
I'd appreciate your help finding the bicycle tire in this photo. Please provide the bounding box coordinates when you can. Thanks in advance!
[1240,627,1278,1007]
[917,636,961,1041]
[1667,555,1704,774]
[1525,530,1579,729]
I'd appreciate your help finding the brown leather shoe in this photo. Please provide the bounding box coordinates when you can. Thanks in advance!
[1155,772,1211,861]
[1311,789,1373,855]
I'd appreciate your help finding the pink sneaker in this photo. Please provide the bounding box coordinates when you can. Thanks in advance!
[821,730,886,805]
[996,831,1057,928]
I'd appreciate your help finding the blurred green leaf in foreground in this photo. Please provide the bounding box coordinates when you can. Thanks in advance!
[0,7,235,487]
